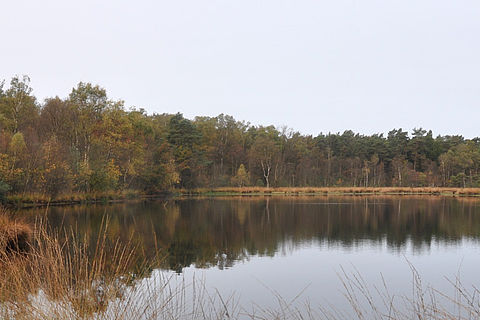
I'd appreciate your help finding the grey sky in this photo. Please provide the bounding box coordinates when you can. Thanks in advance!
[1,0,479,137]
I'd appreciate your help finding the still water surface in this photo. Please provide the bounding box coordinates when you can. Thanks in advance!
[19,196,480,312]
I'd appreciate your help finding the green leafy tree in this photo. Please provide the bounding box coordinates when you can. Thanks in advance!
[0,75,38,133]
[168,113,201,188]
[40,136,73,197]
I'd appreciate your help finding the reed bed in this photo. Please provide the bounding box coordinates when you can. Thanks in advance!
[180,187,480,197]
[5,190,150,207]
[6,187,480,208]
[0,208,479,319]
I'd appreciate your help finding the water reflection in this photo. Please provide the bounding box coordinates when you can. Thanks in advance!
[19,196,480,272]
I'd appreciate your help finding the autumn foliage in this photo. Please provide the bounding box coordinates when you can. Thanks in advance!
[1,76,480,201]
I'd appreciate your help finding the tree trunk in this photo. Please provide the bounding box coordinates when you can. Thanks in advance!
[261,160,271,188]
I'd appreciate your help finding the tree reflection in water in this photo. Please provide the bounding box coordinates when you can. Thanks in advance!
[19,196,480,273]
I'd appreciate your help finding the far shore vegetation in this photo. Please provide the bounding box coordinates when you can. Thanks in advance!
[2,75,480,207]
[3,187,480,208]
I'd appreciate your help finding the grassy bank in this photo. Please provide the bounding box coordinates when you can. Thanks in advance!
[178,186,480,197]
[4,190,172,208]
[6,187,480,208]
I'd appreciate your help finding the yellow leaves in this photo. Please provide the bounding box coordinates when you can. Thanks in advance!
[9,132,26,155]
[165,159,180,186]
[0,153,10,177]
[231,164,249,187]
[0,152,23,186]
[105,159,121,185]
[79,161,92,176]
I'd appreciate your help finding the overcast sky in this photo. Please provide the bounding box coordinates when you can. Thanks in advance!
[1,0,479,137]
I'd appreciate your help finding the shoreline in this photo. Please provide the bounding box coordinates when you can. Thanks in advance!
[5,192,172,209]
[177,186,480,197]
[5,187,480,208]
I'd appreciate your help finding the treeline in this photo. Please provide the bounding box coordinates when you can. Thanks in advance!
[0,75,479,198]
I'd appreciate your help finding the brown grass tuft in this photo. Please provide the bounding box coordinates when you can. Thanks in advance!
[0,210,33,255]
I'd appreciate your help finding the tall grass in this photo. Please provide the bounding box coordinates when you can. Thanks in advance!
[0,209,241,319]
[0,208,479,319]
[0,215,142,319]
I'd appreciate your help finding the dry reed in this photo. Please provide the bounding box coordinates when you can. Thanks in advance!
[180,187,480,197]
[0,208,32,255]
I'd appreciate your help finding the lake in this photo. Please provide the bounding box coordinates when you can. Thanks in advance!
[19,196,480,317]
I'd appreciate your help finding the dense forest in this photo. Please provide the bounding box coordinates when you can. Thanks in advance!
[0,75,479,198]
